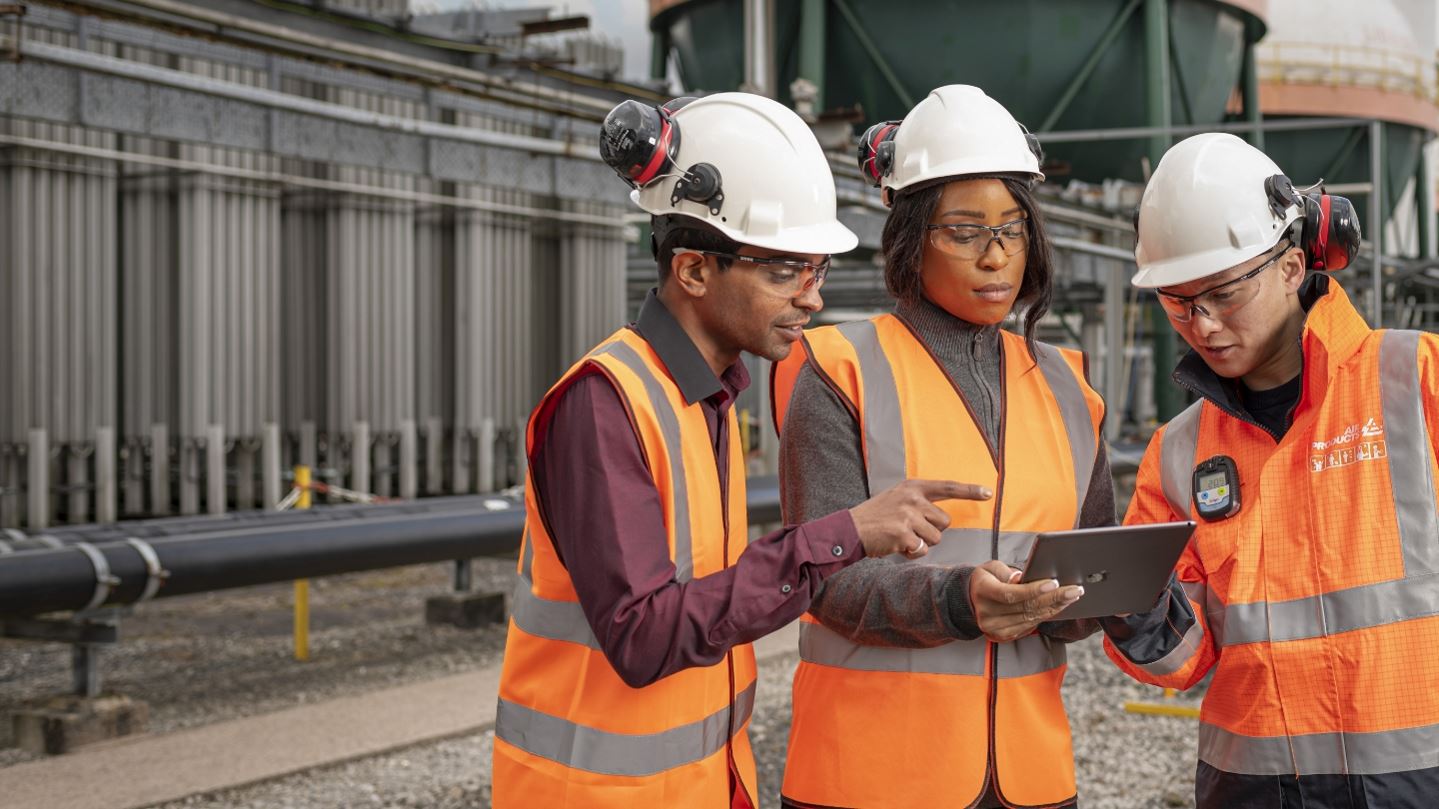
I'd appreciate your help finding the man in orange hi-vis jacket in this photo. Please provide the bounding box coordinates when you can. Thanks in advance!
[1107,132,1439,808]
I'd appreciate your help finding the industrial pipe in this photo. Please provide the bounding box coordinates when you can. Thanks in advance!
[0,478,784,617]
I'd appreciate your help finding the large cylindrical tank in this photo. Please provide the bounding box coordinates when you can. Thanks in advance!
[650,0,1267,182]
[1252,0,1437,232]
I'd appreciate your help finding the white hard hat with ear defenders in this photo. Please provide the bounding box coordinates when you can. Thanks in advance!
[600,92,857,255]
[857,85,1044,198]
[1131,133,1362,288]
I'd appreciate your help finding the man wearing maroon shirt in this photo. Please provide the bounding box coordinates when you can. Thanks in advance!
[493,93,998,808]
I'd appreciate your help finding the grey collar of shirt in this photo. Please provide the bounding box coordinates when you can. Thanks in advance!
[633,288,726,406]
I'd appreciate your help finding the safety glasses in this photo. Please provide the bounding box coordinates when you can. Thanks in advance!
[926,217,1029,260]
[671,248,830,294]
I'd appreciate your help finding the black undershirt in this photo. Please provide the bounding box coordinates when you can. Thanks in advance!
[1239,373,1302,438]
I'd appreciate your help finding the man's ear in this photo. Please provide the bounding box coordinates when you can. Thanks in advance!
[1281,247,1308,292]
[670,250,710,299]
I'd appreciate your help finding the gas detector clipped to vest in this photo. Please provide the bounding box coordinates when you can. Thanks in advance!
[1193,455,1241,521]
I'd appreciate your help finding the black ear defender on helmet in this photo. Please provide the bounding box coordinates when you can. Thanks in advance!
[856,120,901,188]
[1018,122,1044,174]
[1264,174,1362,272]
[600,97,724,216]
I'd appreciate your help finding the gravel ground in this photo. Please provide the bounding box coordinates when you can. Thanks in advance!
[141,637,1201,809]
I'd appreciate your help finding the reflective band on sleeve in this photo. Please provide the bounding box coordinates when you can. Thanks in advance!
[496,681,757,777]
[1132,612,1205,677]
[1033,343,1097,527]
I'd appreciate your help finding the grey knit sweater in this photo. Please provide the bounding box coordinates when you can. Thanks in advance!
[778,295,1117,647]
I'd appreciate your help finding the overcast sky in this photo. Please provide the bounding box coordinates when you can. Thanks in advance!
[414,0,652,80]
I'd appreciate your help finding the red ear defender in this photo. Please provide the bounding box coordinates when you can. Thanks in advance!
[856,121,901,188]
[1265,175,1362,272]
[1300,191,1361,272]
[599,100,686,189]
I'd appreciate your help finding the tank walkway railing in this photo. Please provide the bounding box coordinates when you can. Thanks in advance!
[1258,41,1437,101]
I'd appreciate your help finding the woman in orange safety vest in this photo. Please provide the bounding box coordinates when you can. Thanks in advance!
[771,85,1190,809]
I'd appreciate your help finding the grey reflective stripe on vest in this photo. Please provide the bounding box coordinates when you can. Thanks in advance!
[835,319,906,493]
[1219,573,1439,647]
[1168,330,1439,648]
[1159,401,1203,519]
[799,526,1064,678]
[1033,342,1098,526]
[799,619,1063,678]
[508,338,700,652]
[799,620,988,676]
[1199,719,1439,776]
[594,341,695,582]
[510,577,601,650]
[495,681,757,777]
[1380,329,1439,577]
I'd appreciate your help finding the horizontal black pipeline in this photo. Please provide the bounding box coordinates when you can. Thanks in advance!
[0,478,784,617]
[4,492,524,547]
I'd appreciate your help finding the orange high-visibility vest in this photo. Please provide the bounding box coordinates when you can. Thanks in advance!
[773,315,1104,809]
[492,327,758,809]
[1107,280,1439,795]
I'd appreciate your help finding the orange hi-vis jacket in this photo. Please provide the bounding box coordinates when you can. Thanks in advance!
[491,327,758,808]
[1108,278,1439,805]
[771,315,1104,809]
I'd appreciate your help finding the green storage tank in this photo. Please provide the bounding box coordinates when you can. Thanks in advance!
[650,0,1268,183]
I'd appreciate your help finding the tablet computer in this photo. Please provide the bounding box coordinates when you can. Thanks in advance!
[1019,522,1196,620]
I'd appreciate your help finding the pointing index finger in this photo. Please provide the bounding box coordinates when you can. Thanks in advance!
[916,479,993,502]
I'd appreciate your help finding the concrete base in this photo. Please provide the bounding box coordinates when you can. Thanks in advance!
[424,592,505,629]
[12,694,150,755]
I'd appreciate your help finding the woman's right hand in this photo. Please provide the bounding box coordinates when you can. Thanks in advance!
[968,560,1084,642]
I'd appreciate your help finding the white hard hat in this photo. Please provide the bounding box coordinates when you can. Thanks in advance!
[863,85,1043,194]
[601,92,857,255]
[1132,133,1302,288]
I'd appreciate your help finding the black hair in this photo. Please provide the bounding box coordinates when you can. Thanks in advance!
[651,214,738,282]
[880,175,1055,359]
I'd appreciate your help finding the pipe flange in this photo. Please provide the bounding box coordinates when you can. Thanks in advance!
[124,537,170,603]
[74,542,120,613]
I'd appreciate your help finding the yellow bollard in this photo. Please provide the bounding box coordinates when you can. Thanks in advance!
[1123,687,1200,718]
[293,465,311,662]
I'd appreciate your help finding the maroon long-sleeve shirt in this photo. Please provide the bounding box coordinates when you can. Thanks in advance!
[529,290,862,689]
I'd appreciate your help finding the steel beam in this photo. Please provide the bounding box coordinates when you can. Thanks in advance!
[1241,41,1263,150]
[1371,120,1385,326]
[1144,0,1172,168]
[830,0,913,109]
[1039,0,1143,133]
[798,0,826,111]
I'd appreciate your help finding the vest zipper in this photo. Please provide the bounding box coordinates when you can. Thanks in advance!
[716,405,753,809]
[984,338,1008,808]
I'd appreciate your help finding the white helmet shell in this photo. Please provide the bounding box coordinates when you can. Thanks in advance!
[1132,133,1302,289]
[630,92,858,255]
[885,85,1043,194]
